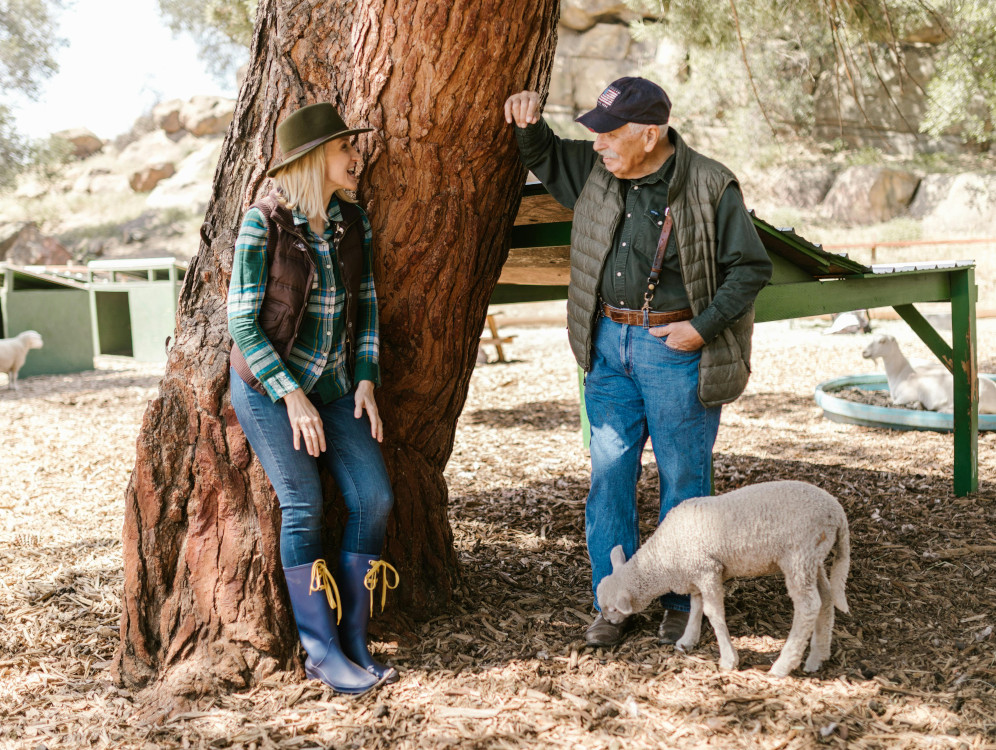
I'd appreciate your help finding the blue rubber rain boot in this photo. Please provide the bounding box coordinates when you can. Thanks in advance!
[282,560,379,694]
[338,551,400,683]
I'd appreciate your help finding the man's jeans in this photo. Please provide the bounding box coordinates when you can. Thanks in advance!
[230,370,394,568]
[585,316,721,610]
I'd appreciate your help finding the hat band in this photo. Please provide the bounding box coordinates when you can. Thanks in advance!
[283,134,339,159]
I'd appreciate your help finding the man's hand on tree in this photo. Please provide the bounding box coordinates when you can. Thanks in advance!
[504,91,542,127]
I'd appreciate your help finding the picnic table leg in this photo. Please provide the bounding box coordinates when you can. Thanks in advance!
[487,315,506,363]
[951,267,978,497]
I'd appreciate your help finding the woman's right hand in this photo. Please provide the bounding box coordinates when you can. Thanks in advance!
[283,388,326,457]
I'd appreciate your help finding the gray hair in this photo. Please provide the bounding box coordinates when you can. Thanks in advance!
[626,122,668,135]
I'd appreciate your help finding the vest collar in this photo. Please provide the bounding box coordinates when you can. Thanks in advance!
[667,127,691,199]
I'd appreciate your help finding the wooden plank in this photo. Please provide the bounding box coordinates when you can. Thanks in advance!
[498,246,571,286]
[514,193,574,225]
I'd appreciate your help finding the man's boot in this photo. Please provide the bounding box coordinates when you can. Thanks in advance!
[658,609,691,645]
[283,560,379,694]
[337,551,400,683]
[585,613,629,647]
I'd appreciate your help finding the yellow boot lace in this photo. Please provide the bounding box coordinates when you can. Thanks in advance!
[363,560,400,617]
[309,560,343,625]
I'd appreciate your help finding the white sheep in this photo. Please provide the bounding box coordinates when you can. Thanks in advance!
[0,330,44,389]
[596,481,850,678]
[862,333,996,413]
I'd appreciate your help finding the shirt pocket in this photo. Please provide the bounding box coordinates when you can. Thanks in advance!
[643,208,672,255]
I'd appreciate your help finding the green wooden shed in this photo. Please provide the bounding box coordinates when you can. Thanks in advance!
[0,263,94,378]
[86,258,186,362]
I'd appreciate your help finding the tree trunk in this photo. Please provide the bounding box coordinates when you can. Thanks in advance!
[112,0,559,698]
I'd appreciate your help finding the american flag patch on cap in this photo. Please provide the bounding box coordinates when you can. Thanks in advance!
[598,86,621,109]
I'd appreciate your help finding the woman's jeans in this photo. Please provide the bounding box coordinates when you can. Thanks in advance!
[230,370,394,568]
[584,316,721,609]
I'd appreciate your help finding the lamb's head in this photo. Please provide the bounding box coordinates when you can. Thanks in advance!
[862,333,897,361]
[17,331,43,350]
[596,546,635,624]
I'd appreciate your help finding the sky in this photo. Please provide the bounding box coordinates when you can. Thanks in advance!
[12,0,240,140]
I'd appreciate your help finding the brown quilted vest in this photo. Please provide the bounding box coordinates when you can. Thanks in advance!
[230,191,365,396]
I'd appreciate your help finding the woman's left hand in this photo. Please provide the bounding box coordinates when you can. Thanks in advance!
[354,380,384,442]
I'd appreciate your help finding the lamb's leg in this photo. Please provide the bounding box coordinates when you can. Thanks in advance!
[7,369,15,390]
[699,577,738,671]
[771,564,822,678]
[804,566,834,673]
[675,591,703,652]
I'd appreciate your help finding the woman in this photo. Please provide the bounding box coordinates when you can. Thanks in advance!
[228,102,398,694]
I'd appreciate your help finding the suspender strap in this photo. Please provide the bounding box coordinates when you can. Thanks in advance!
[641,207,673,316]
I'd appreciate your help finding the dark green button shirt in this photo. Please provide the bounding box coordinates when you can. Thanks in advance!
[516,119,771,342]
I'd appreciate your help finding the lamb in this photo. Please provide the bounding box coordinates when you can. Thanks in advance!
[0,330,44,389]
[862,333,996,413]
[596,481,850,678]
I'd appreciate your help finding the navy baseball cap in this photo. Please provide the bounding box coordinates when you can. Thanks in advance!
[576,77,672,133]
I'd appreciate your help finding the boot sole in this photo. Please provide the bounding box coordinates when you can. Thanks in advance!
[305,664,380,695]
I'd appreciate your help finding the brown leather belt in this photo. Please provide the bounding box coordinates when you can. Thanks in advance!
[601,303,693,326]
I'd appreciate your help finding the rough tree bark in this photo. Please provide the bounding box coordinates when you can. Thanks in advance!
[112,0,559,697]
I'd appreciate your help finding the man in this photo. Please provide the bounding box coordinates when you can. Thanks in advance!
[503,78,772,647]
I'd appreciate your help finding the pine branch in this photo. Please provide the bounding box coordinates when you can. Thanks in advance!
[728,0,776,136]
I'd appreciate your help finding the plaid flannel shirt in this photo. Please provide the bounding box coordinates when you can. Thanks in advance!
[227,197,380,403]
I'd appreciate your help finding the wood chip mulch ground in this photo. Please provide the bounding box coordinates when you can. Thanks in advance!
[1,308,993,750]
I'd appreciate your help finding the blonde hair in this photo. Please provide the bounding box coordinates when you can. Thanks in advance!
[272,139,357,229]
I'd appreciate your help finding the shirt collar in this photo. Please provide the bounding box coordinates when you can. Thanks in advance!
[291,196,345,230]
[630,152,675,186]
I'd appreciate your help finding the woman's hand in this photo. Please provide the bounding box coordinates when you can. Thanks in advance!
[283,388,326,457]
[354,380,384,443]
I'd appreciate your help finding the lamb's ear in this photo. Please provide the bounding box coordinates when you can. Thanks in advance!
[610,545,627,572]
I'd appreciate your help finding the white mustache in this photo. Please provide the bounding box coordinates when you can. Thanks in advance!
[600,149,620,160]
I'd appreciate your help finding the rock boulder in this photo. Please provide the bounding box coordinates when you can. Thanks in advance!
[821,166,920,225]
[0,222,72,265]
[178,96,236,137]
[130,162,176,192]
[146,141,222,211]
[53,128,104,159]
[153,99,185,134]
[560,0,640,31]
[907,172,996,235]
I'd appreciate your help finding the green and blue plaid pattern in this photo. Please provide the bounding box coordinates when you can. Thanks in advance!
[228,198,380,403]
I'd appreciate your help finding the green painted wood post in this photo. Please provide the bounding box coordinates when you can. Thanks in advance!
[578,366,590,449]
[950,267,978,496]
[894,303,954,372]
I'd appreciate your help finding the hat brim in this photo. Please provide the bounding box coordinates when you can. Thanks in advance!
[266,127,374,177]
[575,108,630,134]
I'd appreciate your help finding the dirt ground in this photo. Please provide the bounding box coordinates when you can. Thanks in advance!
[1,307,994,750]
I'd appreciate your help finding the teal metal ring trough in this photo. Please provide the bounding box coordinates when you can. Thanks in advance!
[815,374,996,432]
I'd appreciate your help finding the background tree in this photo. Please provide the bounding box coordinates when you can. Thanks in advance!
[156,0,254,82]
[0,0,66,187]
[113,0,559,698]
[921,0,996,146]
[628,0,994,151]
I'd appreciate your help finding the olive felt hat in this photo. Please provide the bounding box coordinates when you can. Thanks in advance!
[267,103,373,177]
